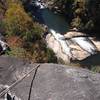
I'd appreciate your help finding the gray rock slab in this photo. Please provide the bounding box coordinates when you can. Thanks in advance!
[0,56,36,85]
[0,56,100,100]
[11,64,100,100]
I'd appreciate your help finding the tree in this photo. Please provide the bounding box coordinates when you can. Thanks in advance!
[4,2,43,41]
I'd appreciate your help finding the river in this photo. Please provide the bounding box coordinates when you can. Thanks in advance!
[33,0,100,69]
[33,6,69,33]
[41,9,69,33]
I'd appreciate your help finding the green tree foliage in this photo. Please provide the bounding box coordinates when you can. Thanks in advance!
[4,1,43,41]
[51,0,100,33]
[0,0,57,63]
[71,0,100,32]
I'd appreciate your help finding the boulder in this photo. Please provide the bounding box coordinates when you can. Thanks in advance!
[64,31,86,38]
[0,56,35,85]
[0,56,100,100]
[46,34,70,63]
[92,40,100,51]
[46,31,100,62]
[65,31,100,60]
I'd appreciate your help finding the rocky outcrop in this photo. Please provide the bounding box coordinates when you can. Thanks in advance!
[46,33,70,63]
[40,0,61,12]
[0,56,100,100]
[64,31,100,60]
[46,31,100,63]
[41,0,54,7]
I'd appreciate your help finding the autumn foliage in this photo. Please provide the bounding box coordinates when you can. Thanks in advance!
[3,1,43,42]
[0,0,57,63]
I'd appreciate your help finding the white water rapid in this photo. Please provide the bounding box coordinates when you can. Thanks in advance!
[71,37,97,55]
[50,29,72,58]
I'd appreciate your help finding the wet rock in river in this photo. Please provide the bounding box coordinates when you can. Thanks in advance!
[46,30,99,63]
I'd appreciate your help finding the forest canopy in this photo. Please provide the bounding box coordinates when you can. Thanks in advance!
[0,0,57,63]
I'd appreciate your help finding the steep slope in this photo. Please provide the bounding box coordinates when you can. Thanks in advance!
[0,56,100,100]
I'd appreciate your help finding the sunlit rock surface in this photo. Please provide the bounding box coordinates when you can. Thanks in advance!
[0,56,100,100]
[46,31,99,62]
[46,34,70,63]
[0,56,35,85]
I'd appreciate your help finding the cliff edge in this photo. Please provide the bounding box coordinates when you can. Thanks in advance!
[0,56,100,100]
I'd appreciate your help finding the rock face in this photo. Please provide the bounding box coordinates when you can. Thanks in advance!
[41,0,54,7]
[46,34,70,63]
[9,64,100,100]
[0,56,100,100]
[0,56,35,85]
[46,31,100,63]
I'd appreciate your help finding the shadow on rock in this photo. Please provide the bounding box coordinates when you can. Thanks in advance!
[78,52,100,71]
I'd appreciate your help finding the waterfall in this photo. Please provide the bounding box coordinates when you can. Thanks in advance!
[71,37,97,55]
[33,0,47,9]
[49,29,97,60]
[49,29,72,58]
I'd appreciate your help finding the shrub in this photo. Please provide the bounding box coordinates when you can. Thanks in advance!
[4,2,43,41]
[46,48,57,63]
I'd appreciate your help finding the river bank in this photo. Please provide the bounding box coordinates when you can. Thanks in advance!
[1,0,100,72]
[0,56,100,100]
[31,1,100,70]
